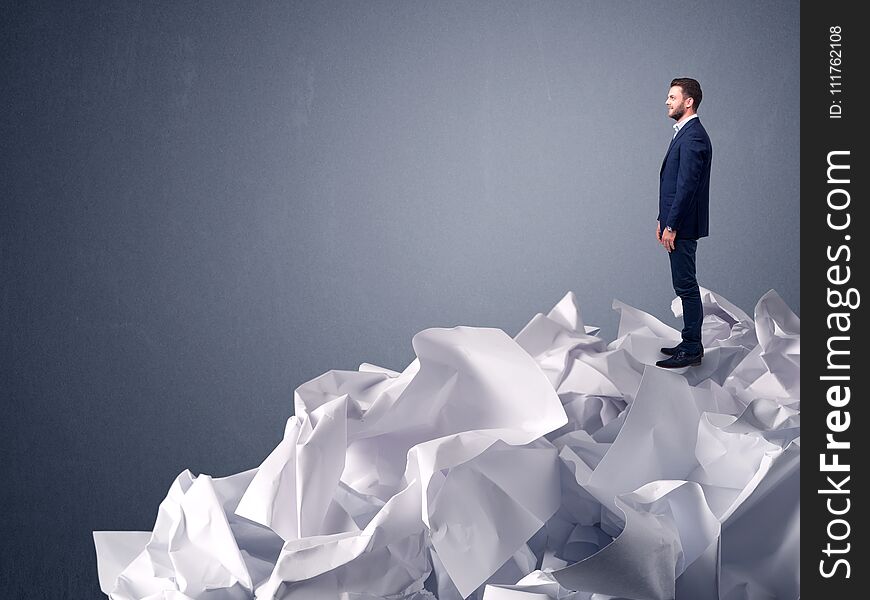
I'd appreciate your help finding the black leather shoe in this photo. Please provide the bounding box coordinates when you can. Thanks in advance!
[660,346,704,357]
[656,350,703,368]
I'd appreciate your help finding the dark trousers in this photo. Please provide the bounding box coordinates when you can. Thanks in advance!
[668,239,703,354]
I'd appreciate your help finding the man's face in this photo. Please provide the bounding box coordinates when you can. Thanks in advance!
[666,85,689,121]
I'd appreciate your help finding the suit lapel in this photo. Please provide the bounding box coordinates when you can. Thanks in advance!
[661,118,699,173]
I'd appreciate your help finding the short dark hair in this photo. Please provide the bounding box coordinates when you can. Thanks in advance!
[670,78,703,110]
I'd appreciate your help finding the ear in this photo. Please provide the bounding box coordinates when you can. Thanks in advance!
[685,96,695,109]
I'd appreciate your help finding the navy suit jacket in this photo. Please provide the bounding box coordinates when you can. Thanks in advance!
[658,117,712,239]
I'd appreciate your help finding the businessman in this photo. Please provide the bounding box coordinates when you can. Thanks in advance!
[655,78,712,369]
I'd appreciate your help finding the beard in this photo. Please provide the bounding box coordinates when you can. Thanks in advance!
[669,105,686,121]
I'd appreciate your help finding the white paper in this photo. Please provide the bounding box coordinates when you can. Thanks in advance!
[95,288,799,600]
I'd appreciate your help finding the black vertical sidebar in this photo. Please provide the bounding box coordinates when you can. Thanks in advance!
[802,1,868,597]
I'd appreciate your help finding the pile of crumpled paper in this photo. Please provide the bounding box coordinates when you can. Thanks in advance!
[94,288,800,600]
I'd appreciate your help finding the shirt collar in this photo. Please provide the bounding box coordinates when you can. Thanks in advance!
[673,113,698,135]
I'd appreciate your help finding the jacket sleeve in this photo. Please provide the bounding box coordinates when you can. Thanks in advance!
[665,133,708,231]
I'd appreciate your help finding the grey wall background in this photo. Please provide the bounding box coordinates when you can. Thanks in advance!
[2,1,798,597]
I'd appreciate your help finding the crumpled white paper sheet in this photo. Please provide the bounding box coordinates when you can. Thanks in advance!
[95,288,799,600]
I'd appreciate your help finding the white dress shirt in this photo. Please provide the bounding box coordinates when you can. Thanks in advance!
[673,113,698,137]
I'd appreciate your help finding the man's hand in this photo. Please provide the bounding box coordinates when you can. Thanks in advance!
[656,221,662,242]
[661,227,676,252]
